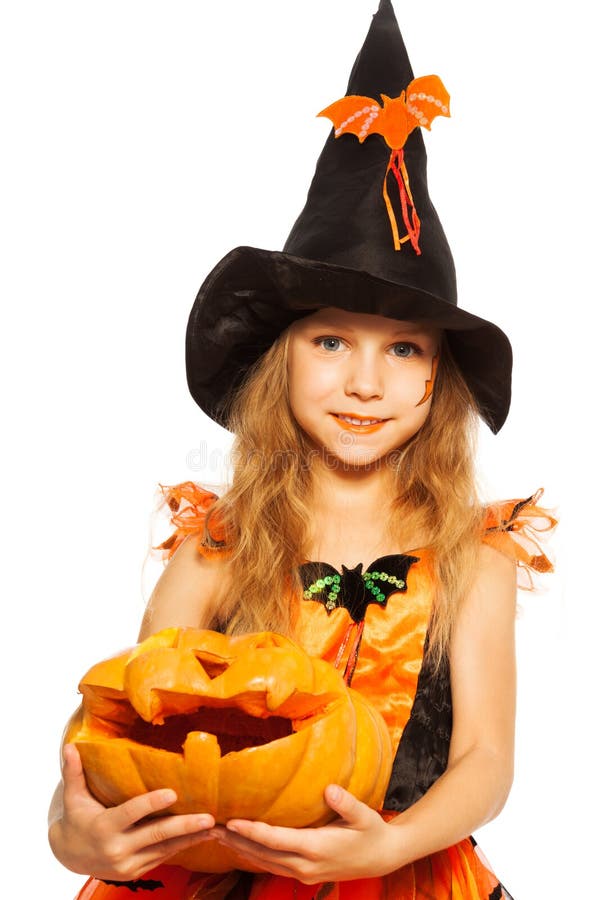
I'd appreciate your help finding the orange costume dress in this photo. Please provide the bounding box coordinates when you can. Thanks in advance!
[76,483,555,900]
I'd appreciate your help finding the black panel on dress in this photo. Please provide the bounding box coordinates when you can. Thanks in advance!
[384,630,453,811]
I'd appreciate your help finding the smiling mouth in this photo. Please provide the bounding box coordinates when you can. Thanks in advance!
[332,413,388,432]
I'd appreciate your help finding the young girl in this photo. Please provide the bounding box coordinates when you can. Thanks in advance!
[49,2,555,898]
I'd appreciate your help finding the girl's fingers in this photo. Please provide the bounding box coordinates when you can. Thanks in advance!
[106,804,215,876]
[208,837,299,880]
[222,821,311,855]
[108,789,180,830]
[131,811,215,854]
[132,826,222,873]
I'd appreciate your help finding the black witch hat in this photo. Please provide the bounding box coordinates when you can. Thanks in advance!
[186,0,512,433]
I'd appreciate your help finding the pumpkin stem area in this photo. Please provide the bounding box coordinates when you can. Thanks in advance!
[126,707,294,755]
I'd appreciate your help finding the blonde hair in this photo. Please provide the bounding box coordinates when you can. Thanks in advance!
[207,329,484,677]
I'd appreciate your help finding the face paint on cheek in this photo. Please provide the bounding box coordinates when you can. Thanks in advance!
[416,352,440,407]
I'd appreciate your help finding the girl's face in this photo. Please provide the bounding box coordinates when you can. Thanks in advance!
[287,308,440,468]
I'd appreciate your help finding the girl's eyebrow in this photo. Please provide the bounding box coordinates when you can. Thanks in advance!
[304,319,434,337]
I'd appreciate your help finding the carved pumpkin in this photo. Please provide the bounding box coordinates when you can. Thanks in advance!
[64,628,392,872]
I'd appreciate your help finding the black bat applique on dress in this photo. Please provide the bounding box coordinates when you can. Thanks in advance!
[100,878,165,893]
[299,553,419,623]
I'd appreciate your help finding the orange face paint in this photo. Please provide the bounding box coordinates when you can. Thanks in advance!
[416,352,439,407]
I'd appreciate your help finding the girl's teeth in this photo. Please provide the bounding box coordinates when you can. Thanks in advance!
[338,415,382,425]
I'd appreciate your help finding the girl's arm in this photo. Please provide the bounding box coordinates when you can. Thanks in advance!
[209,543,517,882]
[386,541,517,858]
[137,531,229,639]
[49,535,226,879]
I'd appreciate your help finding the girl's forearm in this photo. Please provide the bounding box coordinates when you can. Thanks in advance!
[386,746,513,869]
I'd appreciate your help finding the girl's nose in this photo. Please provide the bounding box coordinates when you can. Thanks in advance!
[343,351,384,401]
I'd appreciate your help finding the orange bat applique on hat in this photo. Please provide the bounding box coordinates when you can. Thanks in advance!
[318,75,450,254]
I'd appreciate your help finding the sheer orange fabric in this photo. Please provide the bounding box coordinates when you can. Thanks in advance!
[481,489,557,589]
[153,482,230,561]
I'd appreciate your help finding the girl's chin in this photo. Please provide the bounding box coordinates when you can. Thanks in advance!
[310,445,392,470]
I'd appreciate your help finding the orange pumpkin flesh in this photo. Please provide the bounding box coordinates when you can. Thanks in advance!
[65,628,392,872]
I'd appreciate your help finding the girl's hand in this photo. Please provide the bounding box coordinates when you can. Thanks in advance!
[49,744,215,880]
[210,784,402,884]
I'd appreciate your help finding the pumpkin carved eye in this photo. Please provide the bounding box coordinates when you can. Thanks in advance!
[64,628,392,873]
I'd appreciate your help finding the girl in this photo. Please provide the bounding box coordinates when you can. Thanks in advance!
[49,1,555,897]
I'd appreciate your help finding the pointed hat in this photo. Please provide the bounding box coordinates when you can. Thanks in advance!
[186,0,512,432]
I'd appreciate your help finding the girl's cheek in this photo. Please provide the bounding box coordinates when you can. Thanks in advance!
[389,362,435,410]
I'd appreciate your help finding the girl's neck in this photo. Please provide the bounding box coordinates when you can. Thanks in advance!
[308,461,397,516]
[303,464,401,568]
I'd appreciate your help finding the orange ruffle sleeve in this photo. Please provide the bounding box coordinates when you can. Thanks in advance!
[482,487,557,589]
[152,481,231,562]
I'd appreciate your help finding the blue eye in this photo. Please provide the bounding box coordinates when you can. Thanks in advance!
[392,343,416,358]
[316,337,342,351]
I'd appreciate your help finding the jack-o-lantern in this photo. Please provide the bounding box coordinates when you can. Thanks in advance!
[64,628,392,873]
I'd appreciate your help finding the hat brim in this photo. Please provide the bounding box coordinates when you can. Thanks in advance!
[186,246,512,434]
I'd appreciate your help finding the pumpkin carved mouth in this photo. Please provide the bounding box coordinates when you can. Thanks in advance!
[126,708,294,756]
[64,627,392,873]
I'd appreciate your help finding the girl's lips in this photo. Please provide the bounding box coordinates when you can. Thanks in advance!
[331,413,388,434]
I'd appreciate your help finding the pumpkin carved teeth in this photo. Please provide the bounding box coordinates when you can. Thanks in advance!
[64,627,392,874]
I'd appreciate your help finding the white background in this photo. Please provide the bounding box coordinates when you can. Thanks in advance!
[1,1,598,897]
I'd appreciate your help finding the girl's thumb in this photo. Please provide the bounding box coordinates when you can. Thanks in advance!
[324,784,364,823]
[62,743,87,793]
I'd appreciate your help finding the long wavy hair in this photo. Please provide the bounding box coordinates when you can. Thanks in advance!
[204,327,485,677]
